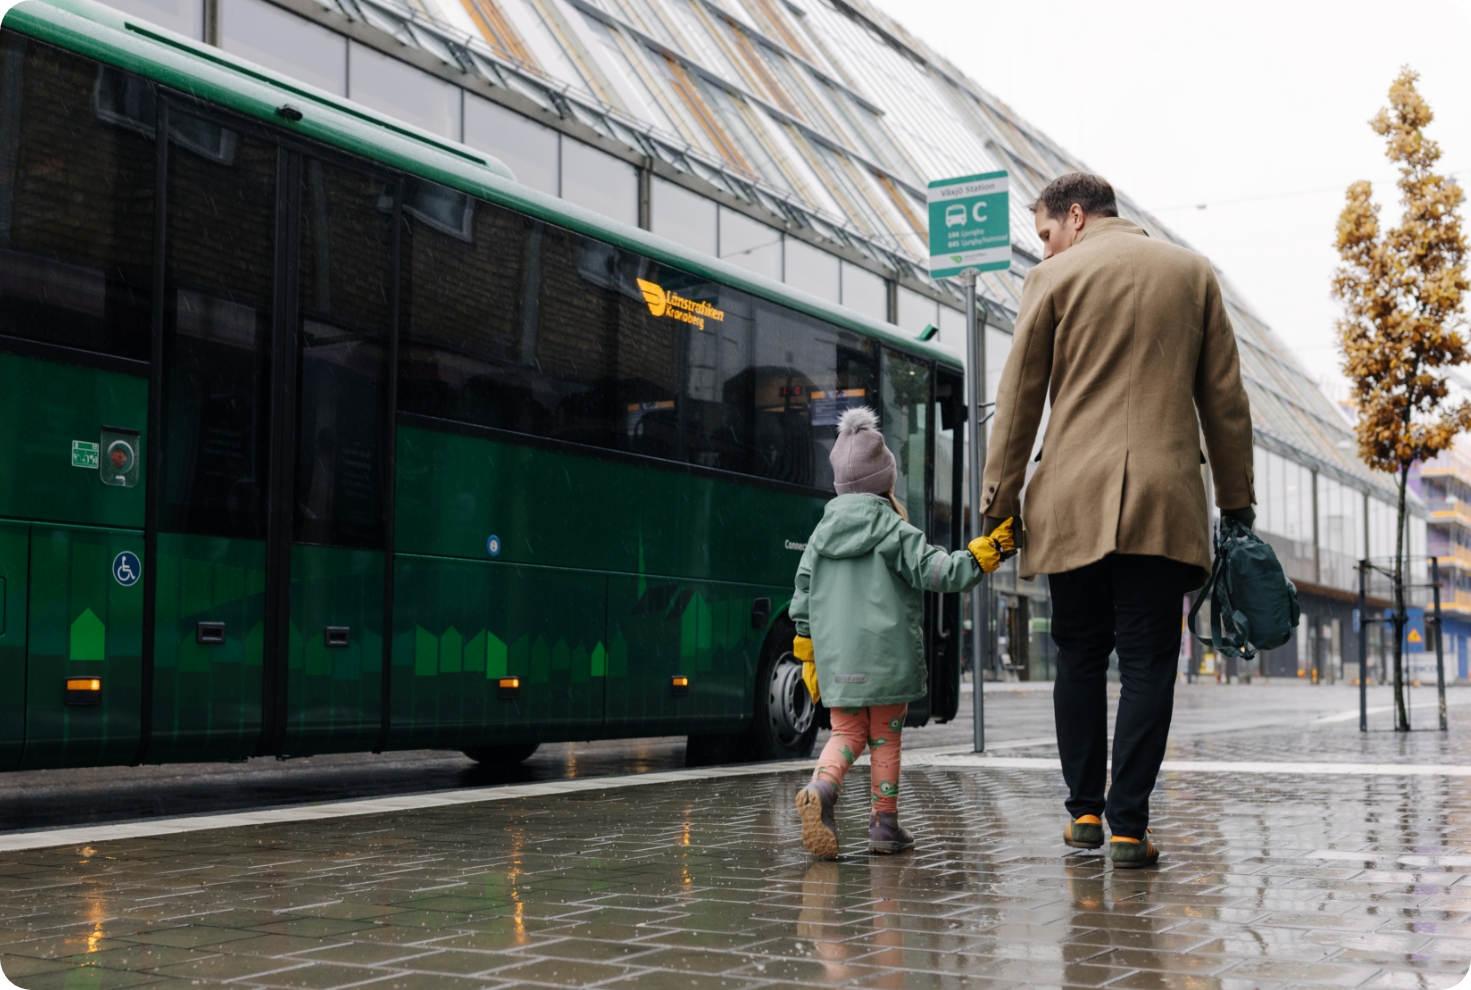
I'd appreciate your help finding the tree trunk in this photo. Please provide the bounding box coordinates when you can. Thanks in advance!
[1393,465,1410,732]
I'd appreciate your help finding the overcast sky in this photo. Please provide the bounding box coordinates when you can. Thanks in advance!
[868,0,1471,398]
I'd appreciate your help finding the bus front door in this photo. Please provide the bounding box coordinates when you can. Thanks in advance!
[270,157,395,757]
[148,101,279,764]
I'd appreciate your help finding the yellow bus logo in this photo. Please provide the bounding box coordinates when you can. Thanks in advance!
[636,278,725,331]
[636,279,667,317]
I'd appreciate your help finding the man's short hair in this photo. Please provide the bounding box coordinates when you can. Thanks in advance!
[1030,173,1119,220]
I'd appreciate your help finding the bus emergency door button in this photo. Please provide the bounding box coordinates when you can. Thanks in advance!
[196,621,226,645]
[325,626,351,648]
[99,426,141,488]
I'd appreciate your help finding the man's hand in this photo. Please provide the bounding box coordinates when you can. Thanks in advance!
[1222,506,1255,530]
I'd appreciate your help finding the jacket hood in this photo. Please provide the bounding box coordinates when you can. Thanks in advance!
[809,494,902,559]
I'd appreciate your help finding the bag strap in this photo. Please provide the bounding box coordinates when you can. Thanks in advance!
[1188,518,1256,660]
[1187,547,1225,645]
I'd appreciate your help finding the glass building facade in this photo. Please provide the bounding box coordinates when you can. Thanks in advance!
[96,0,1431,682]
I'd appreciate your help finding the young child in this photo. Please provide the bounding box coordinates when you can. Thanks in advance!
[790,407,1013,858]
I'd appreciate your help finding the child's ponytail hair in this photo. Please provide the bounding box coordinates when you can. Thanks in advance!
[887,491,909,522]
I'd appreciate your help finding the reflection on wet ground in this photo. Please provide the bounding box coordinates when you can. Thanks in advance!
[1,734,1469,989]
[3,683,1445,835]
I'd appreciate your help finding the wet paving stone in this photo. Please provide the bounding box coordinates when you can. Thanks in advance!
[2,715,1471,988]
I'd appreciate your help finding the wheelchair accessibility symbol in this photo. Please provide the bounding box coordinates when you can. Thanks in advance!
[112,551,141,587]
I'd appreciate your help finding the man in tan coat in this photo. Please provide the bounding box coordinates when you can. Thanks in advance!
[981,172,1254,868]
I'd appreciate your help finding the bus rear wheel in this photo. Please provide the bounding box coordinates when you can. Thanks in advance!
[749,617,818,760]
[462,742,539,766]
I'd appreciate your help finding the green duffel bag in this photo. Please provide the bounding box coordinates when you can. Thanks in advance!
[1188,517,1301,661]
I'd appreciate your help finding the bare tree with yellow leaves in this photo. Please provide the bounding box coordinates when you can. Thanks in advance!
[1334,67,1469,731]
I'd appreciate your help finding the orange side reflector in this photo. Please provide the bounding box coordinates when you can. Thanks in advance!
[671,676,689,687]
[499,677,520,690]
[66,678,101,692]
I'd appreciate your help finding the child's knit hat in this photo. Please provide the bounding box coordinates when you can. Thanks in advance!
[830,406,896,496]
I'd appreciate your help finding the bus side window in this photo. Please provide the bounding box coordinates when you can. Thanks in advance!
[398,178,538,434]
[0,35,154,361]
[748,301,878,491]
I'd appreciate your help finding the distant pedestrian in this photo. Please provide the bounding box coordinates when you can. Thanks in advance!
[790,407,1013,859]
[982,172,1255,868]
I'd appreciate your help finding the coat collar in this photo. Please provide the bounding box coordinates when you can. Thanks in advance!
[1074,216,1146,245]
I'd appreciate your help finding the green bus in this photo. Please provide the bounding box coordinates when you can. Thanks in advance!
[0,0,966,772]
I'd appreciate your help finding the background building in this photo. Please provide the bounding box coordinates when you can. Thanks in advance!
[1413,447,1471,683]
[92,0,1431,681]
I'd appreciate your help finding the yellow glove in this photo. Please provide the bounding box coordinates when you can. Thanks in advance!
[793,635,819,703]
[968,516,1017,573]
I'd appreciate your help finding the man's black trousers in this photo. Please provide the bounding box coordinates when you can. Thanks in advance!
[1048,553,1198,839]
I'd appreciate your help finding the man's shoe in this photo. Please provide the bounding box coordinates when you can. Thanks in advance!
[1063,814,1104,849]
[868,811,915,854]
[796,779,840,859]
[1109,835,1159,869]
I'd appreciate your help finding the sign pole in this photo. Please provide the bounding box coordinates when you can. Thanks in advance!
[924,169,1007,756]
[1433,557,1448,731]
[965,269,987,753]
[1358,560,1368,732]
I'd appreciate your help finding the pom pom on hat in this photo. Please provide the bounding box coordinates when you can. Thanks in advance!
[830,406,896,496]
[836,406,880,436]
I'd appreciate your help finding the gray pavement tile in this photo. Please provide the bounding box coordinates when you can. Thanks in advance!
[150,954,312,981]
[13,966,165,990]
[218,934,356,957]
[112,926,266,949]
[416,930,563,953]
[471,956,637,985]
[0,953,84,977]
[1357,970,1471,989]
[388,949,529,975]
[320,924,448,946]
[846,973,1019,989]
[1104,972,1278,990]
[246,962,413,990]
[617,947,755,974]
[334,975,510,990]
[632,927,786,951]
[287,943,442,967]
[250,919,379,938]
[57,943,220,971]
[969,957,1139,985]
[598,973,766,990]
[518,937,667,963]
[725,955,891,984]
[1217,958,1385,983]
[1177,937,1334,962]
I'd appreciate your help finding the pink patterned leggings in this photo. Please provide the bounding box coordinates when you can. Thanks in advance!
[812,703,908,812]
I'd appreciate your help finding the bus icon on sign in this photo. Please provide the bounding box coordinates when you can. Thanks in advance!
[944,203,967,228]
[112,551,141,587]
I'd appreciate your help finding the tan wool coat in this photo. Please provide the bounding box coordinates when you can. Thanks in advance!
[981,217,1254,586]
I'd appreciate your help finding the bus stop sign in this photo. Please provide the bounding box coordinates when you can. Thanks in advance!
[927,171,1010,278]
